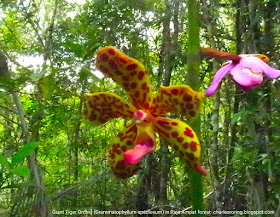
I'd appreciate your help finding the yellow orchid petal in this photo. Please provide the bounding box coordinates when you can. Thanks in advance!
[83,92,136,125]
[154,117,207,176]
[108,123,139,179]
[150,85,203,120]
[96,46,153,110]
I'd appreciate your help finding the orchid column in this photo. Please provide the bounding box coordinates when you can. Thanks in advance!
[187,0,205,214]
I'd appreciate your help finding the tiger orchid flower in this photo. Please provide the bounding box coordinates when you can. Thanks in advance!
[203,48,280,97]
[83,46,207,179]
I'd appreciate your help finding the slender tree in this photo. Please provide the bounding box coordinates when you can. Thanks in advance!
[187,0,204,214]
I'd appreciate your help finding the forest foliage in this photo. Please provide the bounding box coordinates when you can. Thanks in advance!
[0,0,280,216]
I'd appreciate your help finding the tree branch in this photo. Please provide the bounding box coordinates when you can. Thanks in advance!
[19,1,46,49]
[52,172,110,200]
[0,112,20,125]
[0,49,33,75]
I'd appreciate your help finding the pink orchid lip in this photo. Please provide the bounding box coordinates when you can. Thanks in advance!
[244,56,280,79]
[125,110,155,165]
[231,65,263,87]
[123,139,154,165]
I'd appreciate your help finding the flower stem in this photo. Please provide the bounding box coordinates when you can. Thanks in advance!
[187,0,205,215]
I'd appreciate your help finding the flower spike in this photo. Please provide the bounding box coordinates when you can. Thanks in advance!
[202,48,241,63]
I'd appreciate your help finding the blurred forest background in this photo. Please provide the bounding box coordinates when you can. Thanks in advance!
[0,0,280,216]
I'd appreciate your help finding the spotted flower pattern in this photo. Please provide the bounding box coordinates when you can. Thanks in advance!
[83,46,206,178]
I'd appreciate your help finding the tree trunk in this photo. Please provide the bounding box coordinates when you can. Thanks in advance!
[201,0,223,213]
[223,0,242,210]
[187,0,204,214]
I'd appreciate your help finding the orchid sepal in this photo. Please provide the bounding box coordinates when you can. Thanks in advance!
[83,92,136,125]
[154,117,207,176]
[96,46,153,110]
[151,85,204,120]
[108,123,139,179]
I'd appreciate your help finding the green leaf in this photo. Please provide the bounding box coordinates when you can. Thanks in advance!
[11,142,39,166]
[38,75,57,100]
[30,71,45,81]
[231,112,241,125]
[2,181,35,189]
[10,165,29,177]
[0,153,10,169]
[0,171,3,182]
[0,76,15,87]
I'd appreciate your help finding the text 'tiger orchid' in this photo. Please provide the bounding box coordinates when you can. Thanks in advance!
[203,48,280,96]
[83,46,207,179]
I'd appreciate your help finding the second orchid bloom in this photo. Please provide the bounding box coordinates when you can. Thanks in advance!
[205,49,280,96]
[83,46,207,178]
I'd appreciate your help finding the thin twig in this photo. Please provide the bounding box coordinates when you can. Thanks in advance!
[19,1,46,49]
[0,121,14,130]
[0,104,18,114]
[3,19,22,45]
[0,49,33,74]
[45,0,58,48]
[52,172,110,200]
[43,0,59,69]
[0,112,21,125]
